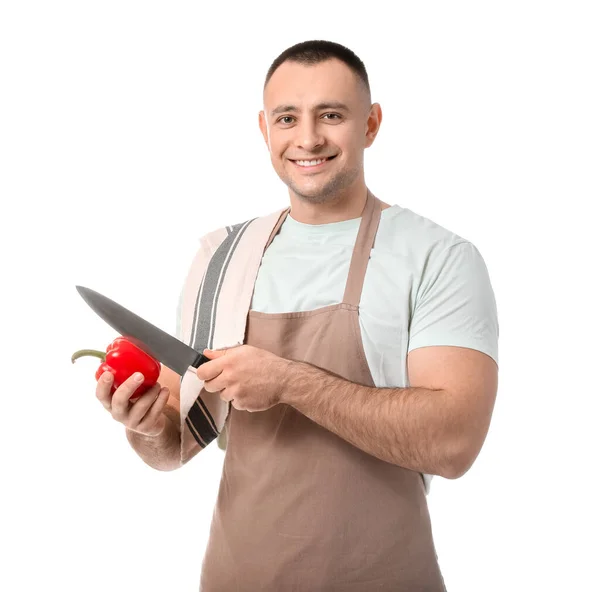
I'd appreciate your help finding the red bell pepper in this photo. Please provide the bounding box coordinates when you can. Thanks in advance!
[71,336,161,400]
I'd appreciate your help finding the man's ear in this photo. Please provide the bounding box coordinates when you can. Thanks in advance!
[364,103,382,148]
[258,110,270,149]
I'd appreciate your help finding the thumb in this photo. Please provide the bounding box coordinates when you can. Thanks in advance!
[203,348,227,358]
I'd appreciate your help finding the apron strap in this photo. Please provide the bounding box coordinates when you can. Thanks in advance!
[264,206,291,251]
[343,189,382,307]
[262,189,382,308]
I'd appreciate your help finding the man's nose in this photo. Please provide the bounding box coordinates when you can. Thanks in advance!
[295,119,325,152]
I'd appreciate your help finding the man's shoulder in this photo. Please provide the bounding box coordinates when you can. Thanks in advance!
[381,205,470,257]
[199,205,288,251]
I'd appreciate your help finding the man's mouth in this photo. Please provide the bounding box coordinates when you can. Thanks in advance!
[289,155,337,170]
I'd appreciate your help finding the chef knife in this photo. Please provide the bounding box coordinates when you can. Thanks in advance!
[75,285,210,375]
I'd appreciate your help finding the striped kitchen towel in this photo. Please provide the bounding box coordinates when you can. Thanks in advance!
[176,204,289,465]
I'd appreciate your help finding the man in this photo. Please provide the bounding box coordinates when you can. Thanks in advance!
[97,40,499,591]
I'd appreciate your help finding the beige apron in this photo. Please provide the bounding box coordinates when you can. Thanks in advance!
[200,189,446,591]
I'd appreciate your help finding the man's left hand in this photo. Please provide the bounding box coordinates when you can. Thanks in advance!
[197,345,291,412]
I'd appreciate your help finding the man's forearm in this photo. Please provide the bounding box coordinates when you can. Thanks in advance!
[125,414,182,472]
[281,361,468,479]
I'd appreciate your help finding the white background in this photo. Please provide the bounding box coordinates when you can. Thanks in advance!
[1,1,598,590]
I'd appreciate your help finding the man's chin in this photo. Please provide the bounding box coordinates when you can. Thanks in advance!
[289,187,336,205]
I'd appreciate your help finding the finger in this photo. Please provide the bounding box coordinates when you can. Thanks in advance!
[96,371,115,411]
[221,393,235,405]
[111,372,146,422]
[203,348,228,359]
[136,387,171,434]
[203,378,213,393]
[203,366,228,392]
[127,383,164,427]
[196,360,224,382]
[219,388,234,403]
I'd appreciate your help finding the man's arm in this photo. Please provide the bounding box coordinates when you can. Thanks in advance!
[281,345,498,479]
[125,365,183,471]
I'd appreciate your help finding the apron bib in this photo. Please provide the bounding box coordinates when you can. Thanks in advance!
[200,190,446,591]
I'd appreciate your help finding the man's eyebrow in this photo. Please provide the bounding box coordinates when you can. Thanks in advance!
[270,102,351,117]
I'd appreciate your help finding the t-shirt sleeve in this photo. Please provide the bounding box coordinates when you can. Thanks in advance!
[408,241,499,367]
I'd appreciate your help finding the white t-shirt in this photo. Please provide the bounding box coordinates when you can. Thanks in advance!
[177,203,499,492]
[251,204,499,380]
[249,204,499,492]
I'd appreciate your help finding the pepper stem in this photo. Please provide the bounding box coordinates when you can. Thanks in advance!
[71,349,107,364]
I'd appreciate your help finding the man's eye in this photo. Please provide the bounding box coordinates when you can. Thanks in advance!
[277,113,341,124]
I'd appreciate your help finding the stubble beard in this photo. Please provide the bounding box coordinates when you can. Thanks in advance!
[283,161,362,206]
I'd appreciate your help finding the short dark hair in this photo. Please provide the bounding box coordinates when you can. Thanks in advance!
[264,40,371,102]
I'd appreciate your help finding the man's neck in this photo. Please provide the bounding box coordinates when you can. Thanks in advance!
[288,184,390,225]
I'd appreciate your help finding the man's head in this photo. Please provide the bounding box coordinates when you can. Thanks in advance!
[259,40,382,206]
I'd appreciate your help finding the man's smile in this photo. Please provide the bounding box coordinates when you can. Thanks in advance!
[289,155,338,171]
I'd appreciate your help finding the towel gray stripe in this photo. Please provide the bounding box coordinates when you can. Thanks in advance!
[190,218,255,352]
[205,219,255,350]
[185,217,256,447]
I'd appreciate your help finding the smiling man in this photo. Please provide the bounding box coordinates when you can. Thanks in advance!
[259,56,381,219]
[116,40,499,591]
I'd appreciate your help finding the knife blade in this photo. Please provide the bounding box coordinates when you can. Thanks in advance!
[75,285,209,375]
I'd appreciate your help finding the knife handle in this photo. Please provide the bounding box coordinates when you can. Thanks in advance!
[193,354,211,368]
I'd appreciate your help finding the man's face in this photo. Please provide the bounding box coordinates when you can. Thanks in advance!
[259,58,380,205]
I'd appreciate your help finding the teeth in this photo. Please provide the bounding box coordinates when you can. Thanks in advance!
[296,158,328,167]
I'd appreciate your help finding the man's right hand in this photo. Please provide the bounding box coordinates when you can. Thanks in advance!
[96,371,171,437]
